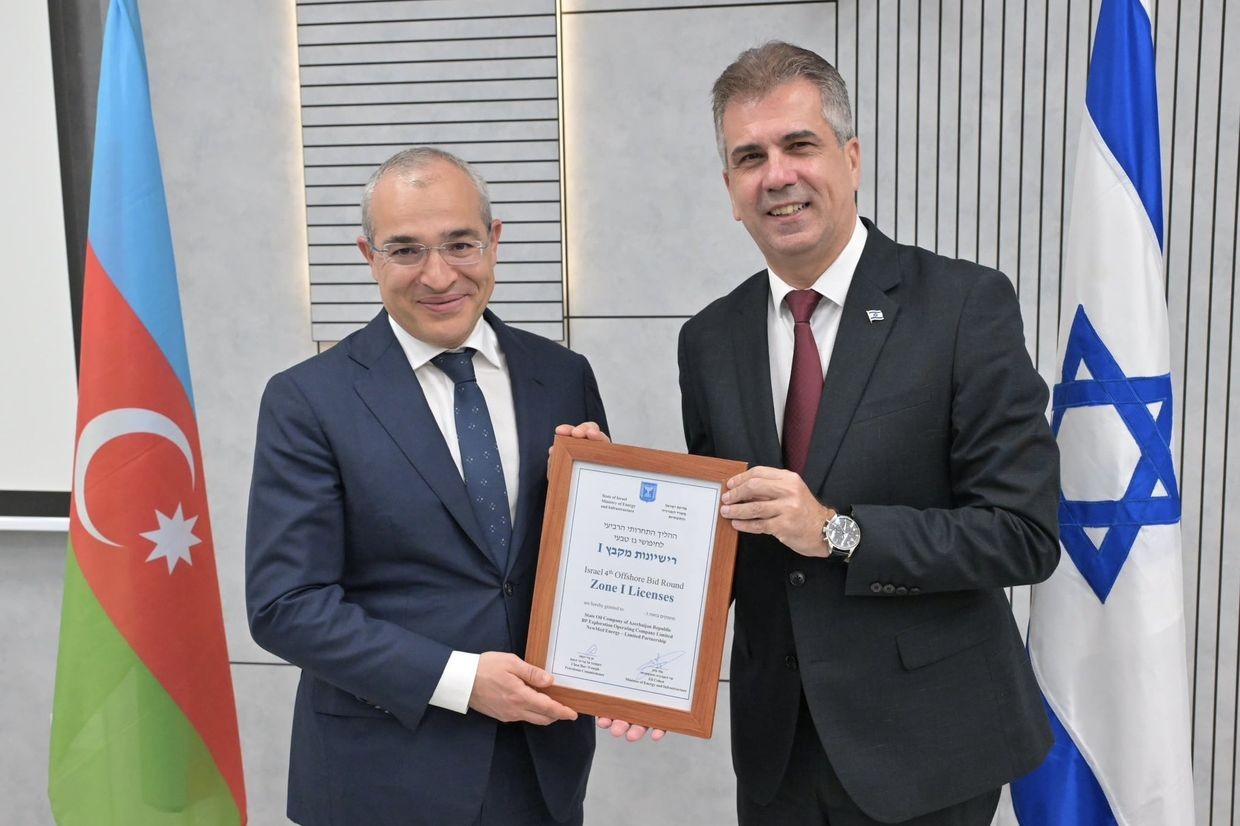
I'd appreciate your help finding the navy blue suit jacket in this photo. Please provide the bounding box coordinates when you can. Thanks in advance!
[246,310,606,826]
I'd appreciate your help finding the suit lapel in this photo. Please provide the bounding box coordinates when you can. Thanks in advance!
[729,272,784,468]
[348,313,498,572]
[490,312,548,576]
[801,223,902,494]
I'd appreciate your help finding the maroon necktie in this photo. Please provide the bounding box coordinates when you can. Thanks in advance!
[782,289,824,476]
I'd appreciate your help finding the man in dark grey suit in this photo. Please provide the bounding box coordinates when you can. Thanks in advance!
[246,147,608,825]
[677,42,1061,825]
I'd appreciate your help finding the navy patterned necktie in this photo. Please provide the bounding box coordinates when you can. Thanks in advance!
[431,348,512,568]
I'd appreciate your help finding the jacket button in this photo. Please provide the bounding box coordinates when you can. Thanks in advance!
[870,582,883,593]
[789,570,806,587]
[785,655,798,671]
[882,584,895,595]
[503,582,515,596]
[910,587,921,595]
[895,586,908,595]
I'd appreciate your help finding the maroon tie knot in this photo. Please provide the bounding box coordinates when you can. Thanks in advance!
[785,289,822,324]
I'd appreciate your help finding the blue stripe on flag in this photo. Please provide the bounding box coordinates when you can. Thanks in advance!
[1011,698,1118,825]
[1086,0,1163,247]
[87,0,194,406]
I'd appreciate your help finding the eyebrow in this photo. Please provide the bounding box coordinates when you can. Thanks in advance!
[379,227,484,245]
[781,129,820,144]
[729,143,764,165]
[728,130,823,165]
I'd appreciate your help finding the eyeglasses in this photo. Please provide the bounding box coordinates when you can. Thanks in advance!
[368,239,490,269]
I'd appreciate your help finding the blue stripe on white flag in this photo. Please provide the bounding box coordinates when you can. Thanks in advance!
[1013,699,1117,825]
[1085,0,1163,246]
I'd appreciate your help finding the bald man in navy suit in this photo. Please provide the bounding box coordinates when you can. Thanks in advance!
[247,147,608,826]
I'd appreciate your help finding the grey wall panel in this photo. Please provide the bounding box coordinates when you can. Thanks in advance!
[301,98,560,126]
[306,139,559,167]
[304,119,561,144]
[562,2,836,320]
[584,684,736,826]
[297,18,556,45]
[300,55,557,85]
[1156,0,1240,821]
[563,0,797,9]
[299,37,558,64]
[299,77,559,106]
[568,318,686,452]
[0,533,64,826]
[232,664,299,826]
[297,0,553,24]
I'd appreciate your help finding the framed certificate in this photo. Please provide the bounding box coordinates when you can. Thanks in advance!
[526,436,746,738]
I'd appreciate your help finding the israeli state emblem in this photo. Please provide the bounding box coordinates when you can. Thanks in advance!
[639,481,658,503]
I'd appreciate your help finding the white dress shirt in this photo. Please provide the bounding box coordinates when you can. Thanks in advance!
[767,217,868,440]
[387,315,520,714]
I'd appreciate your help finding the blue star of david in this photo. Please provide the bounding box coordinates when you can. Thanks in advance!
[1052,305,1180,603]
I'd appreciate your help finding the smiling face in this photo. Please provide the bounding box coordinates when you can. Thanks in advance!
[721,78,861,288]
[357,159,501,349]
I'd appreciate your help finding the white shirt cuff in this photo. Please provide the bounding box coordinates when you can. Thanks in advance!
[428,650,480,714]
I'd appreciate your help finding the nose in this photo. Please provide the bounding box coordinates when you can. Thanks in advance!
[418,248,455,290]
[763,151,797,191]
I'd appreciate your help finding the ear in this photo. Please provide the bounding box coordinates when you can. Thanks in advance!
[357,236,380,281]
[845,137,862,192]
[488,219,503,257]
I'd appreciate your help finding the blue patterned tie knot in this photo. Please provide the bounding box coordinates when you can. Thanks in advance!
[432,348,512,568]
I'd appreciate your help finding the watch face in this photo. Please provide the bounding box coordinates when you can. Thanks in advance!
[827,515,861,551]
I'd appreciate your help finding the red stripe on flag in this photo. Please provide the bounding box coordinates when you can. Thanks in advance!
[71,243,246,815]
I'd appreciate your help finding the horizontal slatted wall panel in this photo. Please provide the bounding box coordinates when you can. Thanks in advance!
[296,0,563,344]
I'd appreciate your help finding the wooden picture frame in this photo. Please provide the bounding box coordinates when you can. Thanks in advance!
[526,436,745,738]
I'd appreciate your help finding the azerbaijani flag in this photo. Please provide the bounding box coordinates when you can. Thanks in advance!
[1008,0,1194,823]
[47,0,246,822]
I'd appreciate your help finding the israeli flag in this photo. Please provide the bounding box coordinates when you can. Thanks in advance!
[1008,0,1195,823]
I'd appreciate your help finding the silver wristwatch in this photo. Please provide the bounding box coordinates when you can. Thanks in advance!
[822,508,860,562]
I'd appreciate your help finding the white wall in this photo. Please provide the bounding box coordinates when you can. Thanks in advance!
[0,2,76,499]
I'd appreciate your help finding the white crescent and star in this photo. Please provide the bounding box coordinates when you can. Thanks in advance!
[73,407,201,573]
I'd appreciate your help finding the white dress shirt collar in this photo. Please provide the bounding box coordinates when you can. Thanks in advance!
[386,313,507,372]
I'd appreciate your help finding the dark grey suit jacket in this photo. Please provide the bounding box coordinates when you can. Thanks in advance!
[246,310,606,826]
[678,220,1059,822]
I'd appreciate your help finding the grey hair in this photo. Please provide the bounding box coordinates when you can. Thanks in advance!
[711,41,855,166]
[360,147,493,241]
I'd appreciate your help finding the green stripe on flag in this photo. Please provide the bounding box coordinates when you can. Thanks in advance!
[49,542,241,825]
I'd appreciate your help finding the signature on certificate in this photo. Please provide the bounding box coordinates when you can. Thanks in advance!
[636,650,685,675]
[578,643,599,657]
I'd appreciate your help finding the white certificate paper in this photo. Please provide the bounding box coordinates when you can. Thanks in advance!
[545,461,722,710]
